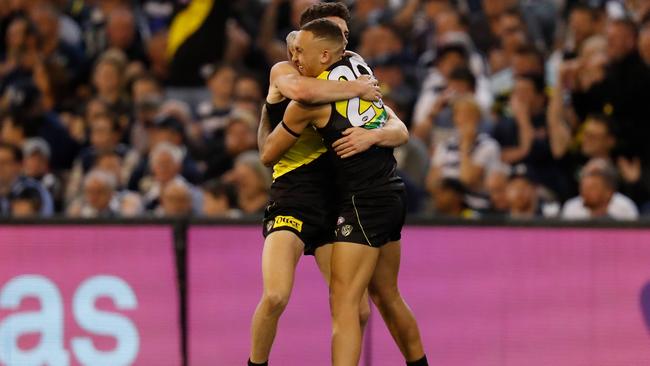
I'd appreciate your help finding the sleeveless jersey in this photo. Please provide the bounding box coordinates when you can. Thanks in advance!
[265,99,334,203]
[316,56,402,194]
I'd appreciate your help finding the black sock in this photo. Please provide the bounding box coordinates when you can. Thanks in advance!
[406,355,428,366]
[248,359,268,366]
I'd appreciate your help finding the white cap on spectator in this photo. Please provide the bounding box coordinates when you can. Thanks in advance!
[23,138,51,159]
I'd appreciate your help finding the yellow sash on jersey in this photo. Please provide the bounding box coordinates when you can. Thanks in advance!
[272,126,326,180]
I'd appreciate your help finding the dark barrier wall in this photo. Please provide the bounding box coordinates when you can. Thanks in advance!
[3,220,650,365]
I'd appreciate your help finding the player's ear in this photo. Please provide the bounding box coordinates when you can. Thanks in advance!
[320,49,330,64]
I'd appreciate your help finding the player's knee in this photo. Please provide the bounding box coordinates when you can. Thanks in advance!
[262,291,290,316]
[368,283,399,308]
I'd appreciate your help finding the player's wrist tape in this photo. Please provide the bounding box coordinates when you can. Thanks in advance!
[281,121,300,137]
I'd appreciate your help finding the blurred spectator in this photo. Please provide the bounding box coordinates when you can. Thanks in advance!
[257,0,316,65]
[0,16,40,87]
[196,63,237,140]
[2,81,81,170]
[492,73,571,200]
[561,158,639,220]
[414,42,492,129]
[139,142,202,213]
[413,66,491,150]
[10,186,43,217]
[105,6,147,63]
[22,137,62,210]
[427,96,501,194]
[65,113,138,203]
[564,3,603,59]
[505,164,559,219]
[32,59,70,112]
[0,142,53,217]
[128,115,202,191]
[204,109,258,180]
[233,72,264,115]
[146,29,169,82]
[202,178,242,218]
[359,23,404,61]
[92,51,130,119]
[128,73,164,153]
[66,168,131,218]
[573,19,650,160]
[556,114,615,190]
[484,166,510,216]
[29,5,84,84]
[369,54,417,122]
[156,178,193,217]
[223,150,270,215]
[431,177,477,218]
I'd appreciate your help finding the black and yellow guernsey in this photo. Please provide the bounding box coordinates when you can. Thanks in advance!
[315,56,403,194]
[265,99,335,204]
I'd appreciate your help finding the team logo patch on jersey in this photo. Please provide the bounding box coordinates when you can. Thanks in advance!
[273,215,303,232]
[341,224,353,237]
[337,216,345,225]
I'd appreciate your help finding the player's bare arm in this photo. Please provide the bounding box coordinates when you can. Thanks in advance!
[270,61,380,104]
[257,104,272,151]
[260,101,330,166]
[332,105,409,158]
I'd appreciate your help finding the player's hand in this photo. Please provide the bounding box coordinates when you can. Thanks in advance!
[332,127,378,158]
[353,75,381,102]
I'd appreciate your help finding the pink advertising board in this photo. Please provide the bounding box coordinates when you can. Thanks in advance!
[0,225,181,366]
[188,226,650,365]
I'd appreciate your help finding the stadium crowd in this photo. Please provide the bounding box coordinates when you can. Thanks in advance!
[0,0,649,220]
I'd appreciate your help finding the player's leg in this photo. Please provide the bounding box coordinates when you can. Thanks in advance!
[329,242,379,366]
[249,231,304,364]
[314,244,371,333]
[368,240,427,364]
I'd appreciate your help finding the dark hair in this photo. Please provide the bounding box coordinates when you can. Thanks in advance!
[435,43,468,63]
[570,3,602,21]
[10,16,41,46]
[585,114,614,134]
[11,187,43,212]
[131,73,162,91]
[502,7,524,22]
[95,149,122,164]
[0,142,23,163]
[439,178,467,196]
[610,18,639,39]
[93,112,121,134]
[204,61,237,81]
[300,2,351,27]
[300,19,345,46]
[203,179,237,207]
[514,45,544,68]
[516,73,546,95]
[449,66,476,91]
